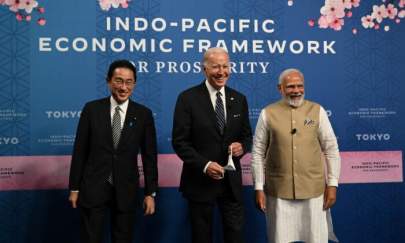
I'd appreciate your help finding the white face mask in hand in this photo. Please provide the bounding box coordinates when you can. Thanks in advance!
[224,144,236,171]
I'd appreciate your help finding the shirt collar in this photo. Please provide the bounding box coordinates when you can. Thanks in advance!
[205,80,225,97]
[110,96,129,112]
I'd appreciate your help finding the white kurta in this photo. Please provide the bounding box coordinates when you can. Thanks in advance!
[251,105,341,243]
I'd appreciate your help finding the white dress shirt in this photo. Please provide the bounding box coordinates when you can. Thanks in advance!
[205,79,227,119]
[110,96,129,127]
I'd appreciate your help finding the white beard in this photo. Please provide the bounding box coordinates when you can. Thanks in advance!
[284,94,304,107]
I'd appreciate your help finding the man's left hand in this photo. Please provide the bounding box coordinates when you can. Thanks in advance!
[323,186,337,210]
[229,142,244,157]
[143,195,155,215]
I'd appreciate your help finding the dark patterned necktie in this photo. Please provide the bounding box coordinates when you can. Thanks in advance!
[215,91,225,134]
[108,106,121,185]
[112,106,122,149]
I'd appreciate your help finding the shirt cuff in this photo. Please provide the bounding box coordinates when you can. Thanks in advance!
[203,161,212,173]
[327,179,339,187]
[254,182,264,191]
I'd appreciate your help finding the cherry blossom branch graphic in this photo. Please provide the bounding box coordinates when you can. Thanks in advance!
[1,0,132,26]
[287,0,405,34]
[98,0,131,11]
[0,0,46,25]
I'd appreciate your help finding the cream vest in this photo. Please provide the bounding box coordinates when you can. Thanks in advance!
[264,100,324,199]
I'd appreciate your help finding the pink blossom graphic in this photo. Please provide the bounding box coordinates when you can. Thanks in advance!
[329,16,345,31]
[37,17,45,25]
[15,12,23,21]
[312,0,361,32]
[342,0,354,9]
[1,0,45,25]
[361,15,375,28]
[303,0,403,34]
[321,0,345,19]
[18,0,38,14]
[386,4,398,19]
[318,15,330,28]
[4,0,20,12]
[99,0,130,11]
[349,0,360,8]
[342,0,360,9]
[372,4,388,23]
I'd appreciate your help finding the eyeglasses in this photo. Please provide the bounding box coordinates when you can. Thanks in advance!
[112,79,135,87]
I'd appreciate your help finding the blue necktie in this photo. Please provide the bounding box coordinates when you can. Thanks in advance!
[215,91,225,135]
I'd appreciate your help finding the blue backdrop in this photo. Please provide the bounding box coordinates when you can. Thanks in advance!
[1,0,404,242]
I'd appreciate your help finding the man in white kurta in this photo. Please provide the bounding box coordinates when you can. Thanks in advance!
[251,68,341,243]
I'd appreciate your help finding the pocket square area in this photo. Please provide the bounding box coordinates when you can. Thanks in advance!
[233,114,241,118]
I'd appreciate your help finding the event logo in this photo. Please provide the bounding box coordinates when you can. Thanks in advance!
[0,109,28,121]
[37,134,75,146]
[0,137,19,145]
[45,110,81,119]
[0,167,24,179]
[348,107,397,119]
[355,133,391,141]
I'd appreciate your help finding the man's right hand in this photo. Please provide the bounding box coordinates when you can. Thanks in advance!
[206,162,225,180]
[255,190,266,213]
[69,191,79,208]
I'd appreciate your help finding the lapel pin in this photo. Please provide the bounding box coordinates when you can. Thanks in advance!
[129,117,136,127]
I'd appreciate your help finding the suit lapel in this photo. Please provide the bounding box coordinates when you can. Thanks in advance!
[225,87,234,127]
[198,82,224,138]
[100,98,115,149]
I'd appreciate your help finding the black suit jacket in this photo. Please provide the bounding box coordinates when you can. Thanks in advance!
[69,97,158,210]
[172,82,252,202]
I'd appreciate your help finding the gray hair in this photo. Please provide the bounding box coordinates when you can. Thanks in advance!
[202,47,229,67]
[278,68,304,85]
